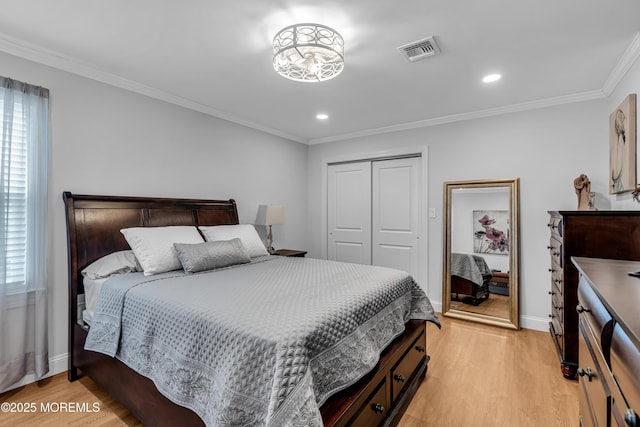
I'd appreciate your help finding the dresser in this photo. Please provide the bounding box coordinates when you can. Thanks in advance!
[547,211,640,378]
[573,257,640,427]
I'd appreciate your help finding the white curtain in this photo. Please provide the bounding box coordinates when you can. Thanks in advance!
[0,77,49,390]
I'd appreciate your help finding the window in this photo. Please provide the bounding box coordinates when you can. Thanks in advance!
[0,77,49,294]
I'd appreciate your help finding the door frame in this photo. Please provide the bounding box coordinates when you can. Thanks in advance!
[321,146,429,285]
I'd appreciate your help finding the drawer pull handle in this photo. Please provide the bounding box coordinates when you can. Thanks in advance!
[555,332,562,338]
[553,251,560,256]
[371,403,385,415]
[548,314,554,318]
[554,305,562,310]
[554,279,562,284]
[548,268,555,273]
[577,367,593,382]
[576,305,591,314]
[547,245,552,250]
[624,409,638,427]
[394,374,405,383]
[415,345,425,353]
[548,291,555,295]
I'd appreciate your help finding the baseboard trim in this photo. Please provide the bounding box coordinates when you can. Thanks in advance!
[519,315,549,332]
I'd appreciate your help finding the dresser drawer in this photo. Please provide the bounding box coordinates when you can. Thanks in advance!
[579,318,611,427]
[611,325,640,424]
[348,378,387,427]
[610,383,631,427]
[547,215,563,238]
[577,277,614,360]
[551,270,563,296]
[551,317,564,353]
[551,290,564,318]
[548,236,563,269]
[391,329,426,403]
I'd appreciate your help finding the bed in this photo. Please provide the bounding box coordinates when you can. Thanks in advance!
[63,192,439,427]
[450,252,491,305]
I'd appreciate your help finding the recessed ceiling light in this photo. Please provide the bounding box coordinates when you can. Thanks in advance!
[316,113,329,120]
[482,73,502,83]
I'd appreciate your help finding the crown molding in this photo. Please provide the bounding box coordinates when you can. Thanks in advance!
[602,32,640,96]
[0,32,306,144]
[308,89,606,145]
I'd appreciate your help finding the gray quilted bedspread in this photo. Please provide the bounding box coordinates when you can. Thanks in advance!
[85,256,439,426]
[451,252,491,285]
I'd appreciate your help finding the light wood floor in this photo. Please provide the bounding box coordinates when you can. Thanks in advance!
[0,316,578,427]
[400,316,579,427]
[450,293,510,319]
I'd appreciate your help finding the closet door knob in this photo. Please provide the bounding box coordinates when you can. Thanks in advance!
[415,345,425,353]
[394,374,405,383]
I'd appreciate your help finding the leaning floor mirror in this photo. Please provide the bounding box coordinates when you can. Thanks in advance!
[442,178,520,329]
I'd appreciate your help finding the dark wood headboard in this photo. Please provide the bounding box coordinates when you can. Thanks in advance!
[63,192,239,368]
[63,192,239,281]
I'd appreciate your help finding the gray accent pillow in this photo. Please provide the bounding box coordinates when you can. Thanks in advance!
[174,238,251,274]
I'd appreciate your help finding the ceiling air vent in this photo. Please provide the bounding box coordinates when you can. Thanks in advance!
[398,36,440,62]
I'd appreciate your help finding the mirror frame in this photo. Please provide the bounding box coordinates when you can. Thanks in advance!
[442,178,520,329]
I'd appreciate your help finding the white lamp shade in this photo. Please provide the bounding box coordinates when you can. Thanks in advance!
[256,205,285,226]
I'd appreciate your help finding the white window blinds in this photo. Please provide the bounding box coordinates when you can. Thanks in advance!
[0,77,49,292]
[1,99,28,287]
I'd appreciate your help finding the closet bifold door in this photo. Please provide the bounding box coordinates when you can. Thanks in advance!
[327,156,422,278]
[371,157,420,276]
[327,161,372,265]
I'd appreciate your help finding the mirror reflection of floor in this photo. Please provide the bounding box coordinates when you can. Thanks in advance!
[450,293,509,319]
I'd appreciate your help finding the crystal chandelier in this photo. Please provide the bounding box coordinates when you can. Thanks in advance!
[273,23,344,82]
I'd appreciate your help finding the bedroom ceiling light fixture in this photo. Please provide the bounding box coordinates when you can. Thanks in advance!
[316,113,329,120]
[256,204,285,254]
[273,23,344,82]
[482,73,502,83]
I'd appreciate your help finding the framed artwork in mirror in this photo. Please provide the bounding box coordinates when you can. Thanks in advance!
[473,210,509,255]
[609,93,637,194]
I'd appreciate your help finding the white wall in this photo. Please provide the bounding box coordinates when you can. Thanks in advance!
[308,53,640,331]
[1,51,309,390]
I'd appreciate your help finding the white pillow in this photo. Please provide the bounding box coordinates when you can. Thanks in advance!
[83,276,108,319]
[198,224,269,258]
[121,226,204,275]
[81,250,141,279]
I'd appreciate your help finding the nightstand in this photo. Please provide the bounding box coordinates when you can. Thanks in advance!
[272,249,307,257]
